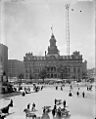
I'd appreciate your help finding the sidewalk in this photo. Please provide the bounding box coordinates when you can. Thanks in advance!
[0,92,21,99]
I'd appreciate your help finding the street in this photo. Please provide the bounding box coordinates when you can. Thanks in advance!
[0,83,96,119]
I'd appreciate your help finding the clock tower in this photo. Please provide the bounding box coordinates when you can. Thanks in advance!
[47,33,59,56]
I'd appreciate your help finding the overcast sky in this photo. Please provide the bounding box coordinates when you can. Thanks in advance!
[0,0,95,69]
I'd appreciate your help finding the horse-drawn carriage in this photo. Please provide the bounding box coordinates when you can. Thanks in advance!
[24,108,38,119]
[0,100,14,119]
[24,111,51,119]
[54,108,71,119]
[24,102,71,119]
[60,108,71,118]
[56,99,62,105]
[54,99,71,119]
[24,105,51,119]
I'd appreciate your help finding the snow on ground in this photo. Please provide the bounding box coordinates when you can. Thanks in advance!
[0,84,96,119]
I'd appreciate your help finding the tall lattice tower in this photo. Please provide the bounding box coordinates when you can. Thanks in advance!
[65,4,70,56]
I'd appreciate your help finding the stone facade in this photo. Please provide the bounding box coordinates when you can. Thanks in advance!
[24,33,87,80]
[0,44,8,93]
[8,59,25,78]
[0,43,8,79]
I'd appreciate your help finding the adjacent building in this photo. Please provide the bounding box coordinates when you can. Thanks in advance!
[87,68,96,79]
[24,33,87,80]
[0,43,8,79]
[8,59,25,79]
[0,44,8,93]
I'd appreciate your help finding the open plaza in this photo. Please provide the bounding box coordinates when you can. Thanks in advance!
[0,82,96,119]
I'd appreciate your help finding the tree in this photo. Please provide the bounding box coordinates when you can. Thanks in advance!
[18,73,24,79]
[58,65,69,79]
[39,69,47,82]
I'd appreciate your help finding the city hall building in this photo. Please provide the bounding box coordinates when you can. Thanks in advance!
[24,33,87,80]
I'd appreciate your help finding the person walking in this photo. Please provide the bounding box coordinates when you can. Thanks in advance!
[56,86,58,90]
[33,103,35,108]
[41,86,43,90]
[10,99,13,107]
[54,104,57,110]
[63,100,66,108]
[43,106,46,114]
[77,91,79,96]
[32,103,36,111]
[61,86,63,91]
[69,90,72,97]
[82,91,85,98]
[57,107,62,118]
[54,99,57,105]
[27,103,30,110]
[52,108,55,117]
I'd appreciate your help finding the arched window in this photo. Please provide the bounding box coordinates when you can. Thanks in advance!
[51,74,53,78]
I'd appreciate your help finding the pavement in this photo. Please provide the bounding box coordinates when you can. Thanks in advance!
[0,83,96,119]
